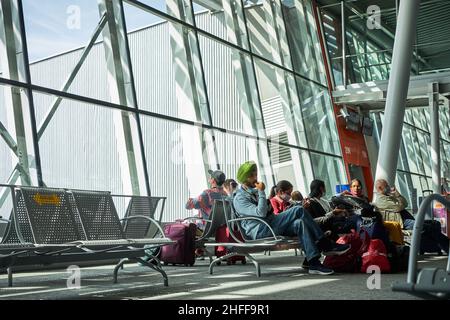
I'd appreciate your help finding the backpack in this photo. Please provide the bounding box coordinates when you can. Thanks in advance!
[356,215,390,247]
[361,239,391,273]
[323,229,370,273]
[330,195,378,218]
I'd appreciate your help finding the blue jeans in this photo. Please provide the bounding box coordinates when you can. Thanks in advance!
[255,206,324,261]
[403,219,415,230]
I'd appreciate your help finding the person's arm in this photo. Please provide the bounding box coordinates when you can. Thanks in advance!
[394,191,408,211]
[313,212,335,225]
[185,191,209,211]
[233,190,268,218]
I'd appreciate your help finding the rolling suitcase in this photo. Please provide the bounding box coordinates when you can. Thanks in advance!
[160,221,196,266]
[215,225,246,265]
[420,220,448,255]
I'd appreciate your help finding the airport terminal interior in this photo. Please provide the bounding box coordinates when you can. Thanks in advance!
[0,0,449,300]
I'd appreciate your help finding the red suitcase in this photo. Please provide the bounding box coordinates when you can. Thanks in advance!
[215,225,246,265]
[160,221,196,266]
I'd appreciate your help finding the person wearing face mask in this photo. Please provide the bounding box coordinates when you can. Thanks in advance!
[269,180,293,215]
[233,161,351,275]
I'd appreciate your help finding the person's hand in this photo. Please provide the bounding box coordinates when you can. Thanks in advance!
[332,208,347,216]
[341,190,351,196]
[255,181,266,191]
[302,198,311,208]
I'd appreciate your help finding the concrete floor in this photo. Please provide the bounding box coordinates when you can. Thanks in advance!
[0,250,446,300]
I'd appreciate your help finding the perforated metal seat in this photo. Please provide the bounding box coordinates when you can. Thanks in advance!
[0,186,173,287]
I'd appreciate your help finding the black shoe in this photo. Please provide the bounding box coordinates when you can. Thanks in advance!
[301,258,309,270]
[308,261,334,275]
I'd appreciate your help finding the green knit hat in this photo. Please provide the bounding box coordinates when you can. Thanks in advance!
[236,161,257,184]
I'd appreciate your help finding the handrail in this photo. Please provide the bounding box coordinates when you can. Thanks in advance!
[407,193,450,284]
[119,215,166,239]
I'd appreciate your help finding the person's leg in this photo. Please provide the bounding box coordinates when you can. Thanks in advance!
[403,219,415,230]
[268,207,324,261]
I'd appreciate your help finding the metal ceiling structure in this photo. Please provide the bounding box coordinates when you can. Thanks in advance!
[332,71,450,111]
[317,0,450,74]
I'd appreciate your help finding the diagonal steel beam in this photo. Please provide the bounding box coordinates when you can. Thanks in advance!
[0,120,18,155]
[37,14,107,139]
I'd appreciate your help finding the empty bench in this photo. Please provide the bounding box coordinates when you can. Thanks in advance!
[0,185,174,287]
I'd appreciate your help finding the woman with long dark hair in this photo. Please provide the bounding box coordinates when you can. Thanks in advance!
[269,180,293,214]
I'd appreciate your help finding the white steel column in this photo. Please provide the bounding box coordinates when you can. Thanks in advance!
[98,0,147,195]
[223,0,274,184]
[374,0,421,189]
[0,0,36,186]
[429,82,441,194]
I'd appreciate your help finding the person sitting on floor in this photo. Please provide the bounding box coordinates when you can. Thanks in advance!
[269,180,294,215]
[232,161,350,275]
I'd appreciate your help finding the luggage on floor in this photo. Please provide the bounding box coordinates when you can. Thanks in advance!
[215,225,246,265]
[356,215,390,247]
[361,239,390,273]
[383,221,404,245]
[420,220,448,255]
[387,242,410,273]
[160,221,196,266]
[323,229,370,273]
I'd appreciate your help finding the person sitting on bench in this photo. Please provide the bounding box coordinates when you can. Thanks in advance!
[232,161,350,275]
[374,179,415,230]
[269,180,294,215]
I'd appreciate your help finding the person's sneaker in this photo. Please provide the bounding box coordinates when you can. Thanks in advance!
[308,261,334,275]
[322,243,351,256]
[301,258,309,270]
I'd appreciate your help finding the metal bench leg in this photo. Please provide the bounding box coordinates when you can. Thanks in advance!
[208,252,239,275]
[243,253,260,277]
[113,258,128,284]
[135,257,169,287]
[7,267,13,287]
[294,249,298,256]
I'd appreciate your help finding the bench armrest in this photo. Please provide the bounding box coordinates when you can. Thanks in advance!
[183,216,212,223]
[120,215,166,237]
[228,217,281,241]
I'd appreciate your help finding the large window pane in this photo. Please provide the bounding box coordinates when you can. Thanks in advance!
[297,77,340,155]
[24,0,112,103]
[283,0,327,85]
[199,34,259,134]
[254,58,307,148]
[33,92,124,193]
[141,115,209,222]
[310,153,346,199]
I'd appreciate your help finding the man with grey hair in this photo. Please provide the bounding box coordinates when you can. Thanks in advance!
[373,179,415,230]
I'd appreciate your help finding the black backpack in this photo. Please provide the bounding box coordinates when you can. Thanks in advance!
[330,195,378,218]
